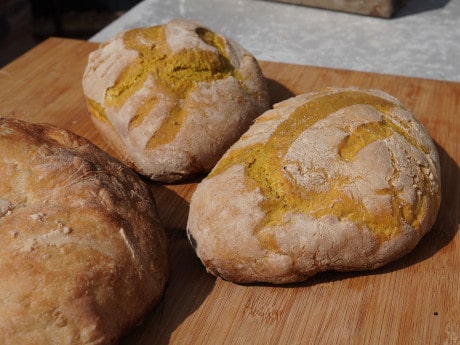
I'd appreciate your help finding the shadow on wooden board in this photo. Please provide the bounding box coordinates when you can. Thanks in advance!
[266,77,296,106]
[118,182,214,344]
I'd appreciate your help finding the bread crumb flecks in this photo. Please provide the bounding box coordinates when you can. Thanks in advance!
[30,212,45,221]
[19,225,74,253]
[21,238,38,253]
[0,199,11,216]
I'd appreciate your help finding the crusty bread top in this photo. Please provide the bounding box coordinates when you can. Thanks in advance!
[0,118,168,344]
[82,18,270,183]
[187,88,441,284]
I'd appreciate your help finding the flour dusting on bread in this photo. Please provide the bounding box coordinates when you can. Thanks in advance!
[187,87,441,284]
[82,18,270,183]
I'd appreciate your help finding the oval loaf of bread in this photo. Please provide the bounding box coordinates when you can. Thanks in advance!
[82,18,270,183]
[187,87,441,284]
[0,118,168,344]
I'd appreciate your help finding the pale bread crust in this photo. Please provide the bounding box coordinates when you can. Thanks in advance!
[187,88,441,284]
[82,19,270,183]
[0,118,168,344]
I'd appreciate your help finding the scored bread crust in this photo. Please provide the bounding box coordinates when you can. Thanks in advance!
[187,87,441,284]
[0,118,169,344]
[82,18,270,183]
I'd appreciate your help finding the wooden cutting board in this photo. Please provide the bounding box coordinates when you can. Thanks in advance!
[1,37,459,345]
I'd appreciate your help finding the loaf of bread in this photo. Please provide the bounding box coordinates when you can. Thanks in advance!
[82,18,270,183]
[187,87,441,284]
[0,118,169,344]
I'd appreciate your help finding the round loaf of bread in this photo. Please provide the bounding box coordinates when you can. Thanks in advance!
[187,87,441,284]
[82,18,270,183]
[0,118,168,344]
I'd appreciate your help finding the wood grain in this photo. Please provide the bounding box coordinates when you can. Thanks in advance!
[0,37,458,345]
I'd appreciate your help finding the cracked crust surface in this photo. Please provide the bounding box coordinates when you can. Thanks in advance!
[0,118,169,344]
[187,87,441,284]
[82,18,270,183]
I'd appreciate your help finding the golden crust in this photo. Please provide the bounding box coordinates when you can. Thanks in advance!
[187,87,441,284]
[82,19,270,183]
[0,118,168,344]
